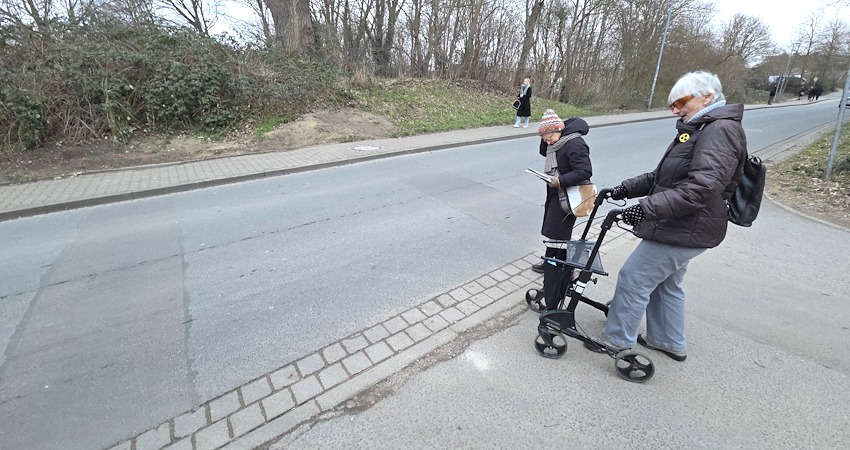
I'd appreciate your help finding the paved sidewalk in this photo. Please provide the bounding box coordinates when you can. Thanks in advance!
[267,195,850,449]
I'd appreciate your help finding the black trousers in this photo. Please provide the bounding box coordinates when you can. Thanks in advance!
[543,246,573,311]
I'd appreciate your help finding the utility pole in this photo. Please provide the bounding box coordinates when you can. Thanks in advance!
[778,43,801,99]
[647,2,673,111]
[778,52,793,98]
[825,60,850,182]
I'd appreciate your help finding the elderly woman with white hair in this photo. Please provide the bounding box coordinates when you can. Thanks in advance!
[591,70,748,361]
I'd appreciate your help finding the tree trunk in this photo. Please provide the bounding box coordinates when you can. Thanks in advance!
[372,0,401,77]
[267,0,316,55]
[460,0,485,79]
[410,0,426,77]
[516,0,544,86]
[257,0,273,47]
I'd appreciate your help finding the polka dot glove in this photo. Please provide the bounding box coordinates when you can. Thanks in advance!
[610,184,628,200]
[621,204,646,226]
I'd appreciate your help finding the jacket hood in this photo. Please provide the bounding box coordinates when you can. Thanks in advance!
[561,117,590,136]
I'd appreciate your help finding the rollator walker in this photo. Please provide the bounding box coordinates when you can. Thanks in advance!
[525,188,656,383]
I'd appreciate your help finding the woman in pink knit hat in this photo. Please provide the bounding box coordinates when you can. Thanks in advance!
[532,109,593,311]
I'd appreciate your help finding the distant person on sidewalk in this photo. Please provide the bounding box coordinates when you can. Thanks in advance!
[514,78,532,128]
[768,83,777,105]
[533,109,593,310]
[593,71,747,361]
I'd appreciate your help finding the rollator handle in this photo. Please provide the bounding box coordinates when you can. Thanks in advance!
[596,188,614,207]
[602,208,624,230]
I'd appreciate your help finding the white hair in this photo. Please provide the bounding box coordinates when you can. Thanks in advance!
[668,71,726,105]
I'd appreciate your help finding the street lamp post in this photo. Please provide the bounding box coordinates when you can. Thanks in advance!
[647,2,673,111]
[778,43,801,99]
[778,52,793,98]
[825,60,850,182]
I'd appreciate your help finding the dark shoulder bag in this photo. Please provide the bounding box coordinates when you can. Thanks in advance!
[726,156,767,227]
[688,125,765,227]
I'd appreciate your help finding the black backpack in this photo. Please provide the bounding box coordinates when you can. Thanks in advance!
[727,156,766,227]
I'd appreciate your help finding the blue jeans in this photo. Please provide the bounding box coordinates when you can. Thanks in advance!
[515,116,529,126]
[603,239,706,352]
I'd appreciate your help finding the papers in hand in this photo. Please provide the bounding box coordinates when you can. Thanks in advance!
[525,168,552,183]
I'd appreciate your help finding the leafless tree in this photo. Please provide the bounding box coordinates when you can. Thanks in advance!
[609,0,681,105]
[0,0,54,26]
[158,0,216,36]
[97,0,162,26]
[425,0,456,77]
[812,19,850,86]
[228,0,273,45]
[549,0,610,104]
[459,0,484,79]
[313,0,372,71]
[719,13,773,65]
[515,0,543,85]
[405,0,427,76]
[369,0,403,76]
[206,0,837,104]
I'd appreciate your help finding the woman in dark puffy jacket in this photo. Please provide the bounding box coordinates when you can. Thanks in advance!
[535,109,593,311]
[514,78,532,128]
[596,71,747,361]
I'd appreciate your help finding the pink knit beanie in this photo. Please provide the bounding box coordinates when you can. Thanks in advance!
[538,109,564,136]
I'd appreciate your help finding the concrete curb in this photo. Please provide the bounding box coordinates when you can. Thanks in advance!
[764,192,850,233]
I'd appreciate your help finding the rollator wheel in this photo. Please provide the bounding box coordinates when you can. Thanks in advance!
[525,288,546,313]
[534,330,567,359]
[613,350,655,383]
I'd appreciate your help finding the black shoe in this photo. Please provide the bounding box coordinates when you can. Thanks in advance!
[532,262,544,273]
[637,334,687,361]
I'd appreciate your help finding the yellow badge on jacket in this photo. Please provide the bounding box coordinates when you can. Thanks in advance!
[678,133,690,143]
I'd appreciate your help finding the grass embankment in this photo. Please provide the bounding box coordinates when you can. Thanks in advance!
[343,78,592,136]
[768,122,850,219]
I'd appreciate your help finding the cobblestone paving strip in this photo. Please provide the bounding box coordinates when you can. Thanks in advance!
[107,220,635,450]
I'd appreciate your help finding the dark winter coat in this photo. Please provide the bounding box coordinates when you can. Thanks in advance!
[539,117,593,240]
[516,86,532,117]
[622,104,747,248]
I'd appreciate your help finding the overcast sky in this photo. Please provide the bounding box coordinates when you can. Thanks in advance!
[712,0,849,48]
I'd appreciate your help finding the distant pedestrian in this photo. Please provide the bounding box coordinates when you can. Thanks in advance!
[592,71,748,361]
[768,84,777,105]
[812,85,822,101]
[514,78,532,128]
